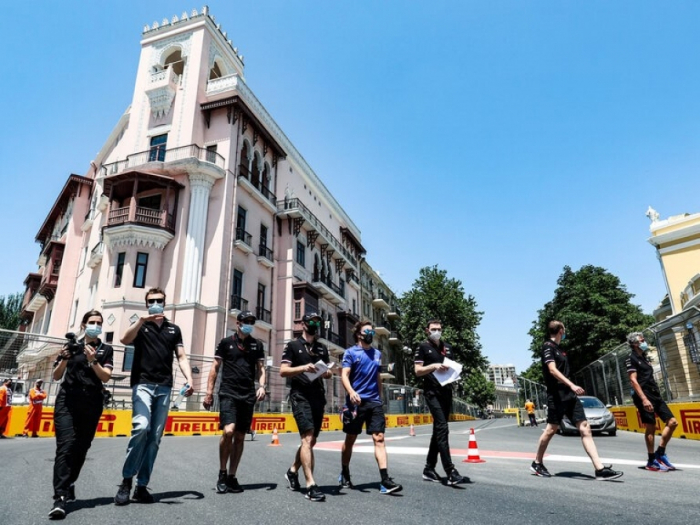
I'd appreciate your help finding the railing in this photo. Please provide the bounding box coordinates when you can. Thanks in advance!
[376,289,390,303]
[389,331,400,340]
[238,165,277,205]
[235,228,252,246]
[90,242,104,258]
[258,244,273,261]
[106,206,175,232]
[278,198,358,268]
[231,295,249,311]
[312,275,345,299]
[101,143,226,176]
[320,329,341,347]
[255,306,272,324]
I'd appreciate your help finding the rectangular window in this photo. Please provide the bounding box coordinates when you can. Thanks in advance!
[296,241,305,267]
[352,298,357,315]
[80,246,88,270]
[232,269,243,309]
[260,224,268,247]
[105,332,114,344]
[114,252,126,287]
[138,194,162,210]
[149,134,167,162]
[71,300,79,327]
[123,345,135,372]
[257,283,266,309]
[237,206,247,231]
[133,252,149,288]
[206,144,217,163]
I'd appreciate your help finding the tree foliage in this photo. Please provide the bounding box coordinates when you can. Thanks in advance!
[0,293,22,330]
[462,368,496,409]
[398,266,487,386]
[528,265,654,373]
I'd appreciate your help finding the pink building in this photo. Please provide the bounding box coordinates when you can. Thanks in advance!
[17,8,376,404]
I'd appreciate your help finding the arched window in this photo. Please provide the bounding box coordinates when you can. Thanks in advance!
[251,152,262,188]
[239,141,250,178]
[262,162,271,191]
[164,49,184,76]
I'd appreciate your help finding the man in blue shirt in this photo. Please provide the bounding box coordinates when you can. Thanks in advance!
[340,320,402,494]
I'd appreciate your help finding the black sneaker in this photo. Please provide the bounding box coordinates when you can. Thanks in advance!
[338,471,354,489]
[305,484,326,502]
[530,461,551,477]
[446,469,466,486]
[132,485,154,503]
[422,467,442,483]
[216,471,228,494]
[66,484,76,503]
[114,478,132,506]
[48,497,66,519]
[595,465,623,481]
[285,469,301,491]
[379,477,403,494]
[226,475,244,493]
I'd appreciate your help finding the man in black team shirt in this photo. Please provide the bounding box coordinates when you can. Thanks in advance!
[530,320,623,481]
[204,311,267,494]
[115,288,194,505]
[280,313,332,502]
[414,319,466,486]
[626,331,678,471]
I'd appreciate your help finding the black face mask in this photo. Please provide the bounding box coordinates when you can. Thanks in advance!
[361,333,374,345]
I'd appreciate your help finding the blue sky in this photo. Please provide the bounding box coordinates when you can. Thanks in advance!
[1,2,699,373]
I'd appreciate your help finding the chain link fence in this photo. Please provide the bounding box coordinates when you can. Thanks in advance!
[0,329,478,416]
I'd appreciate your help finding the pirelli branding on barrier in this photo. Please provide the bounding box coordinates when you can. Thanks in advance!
[610,403,700,440]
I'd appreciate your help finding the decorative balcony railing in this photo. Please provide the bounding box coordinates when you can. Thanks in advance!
[258,244,273,261]
[320,329,341,347]
[231,295,249,311]
[255,306,272,324]
[238,165,277,205]
[312,275,345,299]
[101,143,225,176]
[235,228,252,247]
[106,206,175,233]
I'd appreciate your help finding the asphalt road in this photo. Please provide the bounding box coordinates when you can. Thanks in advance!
[2,420,699,525]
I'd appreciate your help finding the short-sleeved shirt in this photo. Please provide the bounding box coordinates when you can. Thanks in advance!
[525,401,535,414]
[281,337,330,397]
[342,345,382,404]
[130,319,183,388]
[541,340,574,401]
[215,334,265,402]
[53,340,114,393]
[414,340,455,396]
[626,351,658,394]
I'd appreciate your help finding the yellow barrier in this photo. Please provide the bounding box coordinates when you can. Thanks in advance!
[610,402,700,441]
[2,407,470,438]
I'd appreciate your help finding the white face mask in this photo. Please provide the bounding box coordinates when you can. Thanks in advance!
[429,330,442,342]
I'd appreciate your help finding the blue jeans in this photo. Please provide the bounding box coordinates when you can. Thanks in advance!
[122,384,171,487]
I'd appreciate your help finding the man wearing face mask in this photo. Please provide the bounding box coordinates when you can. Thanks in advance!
[340,320,402,494]
[280,312,332,502]
[626,332,678,471]
[115,288,194,506]
[203,311,266,494]
[414,319,466,486]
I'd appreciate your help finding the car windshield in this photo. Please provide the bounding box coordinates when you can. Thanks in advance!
[580,397,605,409]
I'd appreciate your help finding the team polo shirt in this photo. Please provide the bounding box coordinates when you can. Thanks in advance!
[626,351,658,394]
[53,340,114,393]
[281,337,330,396]
[541,340,574,400]
[215,334,265,402]
[342,345,382,404]
[414,340,455,395]
[130,319,183,388]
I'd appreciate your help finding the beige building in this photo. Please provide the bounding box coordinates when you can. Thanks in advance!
[646,207,700,400]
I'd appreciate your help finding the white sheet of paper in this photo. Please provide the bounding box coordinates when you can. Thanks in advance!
[432,357,463,386]
[304,360,334,381]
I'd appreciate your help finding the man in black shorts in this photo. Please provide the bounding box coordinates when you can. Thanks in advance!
[626,331,678,471]
[280,313,332,502]
[530,321,622,481]
[203,311,266,494]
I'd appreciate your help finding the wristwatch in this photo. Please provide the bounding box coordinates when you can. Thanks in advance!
[88,360,98,367]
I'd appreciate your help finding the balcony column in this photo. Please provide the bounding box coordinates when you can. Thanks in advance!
[181,173,216,303]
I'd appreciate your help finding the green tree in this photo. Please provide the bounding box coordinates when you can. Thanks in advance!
[462,368,496,409]
[0,292,22,330]
[398,265,486,386]
[528,265,654,373]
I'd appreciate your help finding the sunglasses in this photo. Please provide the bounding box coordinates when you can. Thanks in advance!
[147,298,164,305]
[363,329,376,336]
[307,320,321,327]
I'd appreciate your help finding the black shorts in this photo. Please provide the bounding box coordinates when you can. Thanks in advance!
[290,391,326,438]
[219,396,255,434]
[633,391,675,425]
[343,401,386,435]
[547,395,586,426]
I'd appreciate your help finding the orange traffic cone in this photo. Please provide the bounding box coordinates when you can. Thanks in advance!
[269,426,281,447]
[409,424,416,437]
[462,427,485,463]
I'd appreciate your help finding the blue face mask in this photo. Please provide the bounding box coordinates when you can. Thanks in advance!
[240,324,254,335]
[85,324,102,338]
[639,342,649,352]
[148,303,164,315]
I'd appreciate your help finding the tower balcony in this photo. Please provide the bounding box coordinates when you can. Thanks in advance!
[234,228,253,254]
[372,290,390,310]
[311,276,345,306]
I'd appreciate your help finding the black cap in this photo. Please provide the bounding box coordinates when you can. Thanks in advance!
[302,312,322,323]
[237,311,257,323]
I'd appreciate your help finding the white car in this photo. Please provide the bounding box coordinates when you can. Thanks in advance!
[559,396,617,436]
